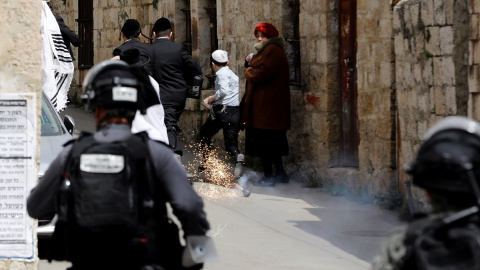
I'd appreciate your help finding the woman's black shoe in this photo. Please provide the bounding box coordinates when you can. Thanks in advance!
[252,177,275,187]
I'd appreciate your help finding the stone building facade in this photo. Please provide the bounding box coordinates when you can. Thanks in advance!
[0,0,42,268]
[49,0,476,204]
[394,0,477,210]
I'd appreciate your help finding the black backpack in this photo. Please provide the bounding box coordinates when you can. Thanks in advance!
[49,132,158,264]
[64,132,150,230]
[50,132,187,269]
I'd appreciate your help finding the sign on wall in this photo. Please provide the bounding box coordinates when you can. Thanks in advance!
[0,93,36,260]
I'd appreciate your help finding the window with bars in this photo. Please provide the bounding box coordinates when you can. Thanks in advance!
[204,0,218,87]
[204,0,218,54]
[181,0,193,55]
[285,0,301,85]
[77,0,93,70]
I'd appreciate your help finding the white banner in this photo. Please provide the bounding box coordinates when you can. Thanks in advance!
[0,93,36,260]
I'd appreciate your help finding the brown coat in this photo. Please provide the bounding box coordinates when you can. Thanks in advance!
[241,37,291,130]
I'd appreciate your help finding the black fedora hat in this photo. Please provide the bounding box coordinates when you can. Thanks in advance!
[119,48,150,69]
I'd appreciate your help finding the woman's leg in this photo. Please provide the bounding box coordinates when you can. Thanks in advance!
[260,155,274,178]
[273,155,289,183]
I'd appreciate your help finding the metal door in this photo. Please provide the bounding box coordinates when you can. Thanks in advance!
[77,0,93,70]
[338,0,359,167]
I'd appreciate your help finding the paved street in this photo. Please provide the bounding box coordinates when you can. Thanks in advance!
[36,105,406,269]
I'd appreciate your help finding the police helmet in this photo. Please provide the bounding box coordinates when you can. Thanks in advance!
[406,116,480,198]
[81,60,144,111]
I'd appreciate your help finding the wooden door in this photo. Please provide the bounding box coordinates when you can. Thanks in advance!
[338,0,359,167]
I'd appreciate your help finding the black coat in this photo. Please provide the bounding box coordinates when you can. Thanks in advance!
[113,39,156,77]
[150,38,202,106]
[55,15,80,61]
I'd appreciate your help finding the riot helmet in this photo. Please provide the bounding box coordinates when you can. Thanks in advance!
[406,116,480,201]
[82,60,142,110]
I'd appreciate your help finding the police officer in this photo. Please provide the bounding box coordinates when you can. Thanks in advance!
[372,116,480,270]
[27,60,212,269]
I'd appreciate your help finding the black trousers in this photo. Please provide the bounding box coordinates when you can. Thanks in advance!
[199,105,241,158]
[163,104,184,156]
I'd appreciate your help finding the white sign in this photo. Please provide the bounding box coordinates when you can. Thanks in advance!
[0,93,36,260]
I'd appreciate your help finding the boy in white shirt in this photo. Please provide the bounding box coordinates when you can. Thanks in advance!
[200,50,244,177]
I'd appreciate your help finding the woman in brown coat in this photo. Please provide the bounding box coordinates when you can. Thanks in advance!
[241,22,291,187]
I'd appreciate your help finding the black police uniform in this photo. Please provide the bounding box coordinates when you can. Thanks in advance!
[27,124,210,269]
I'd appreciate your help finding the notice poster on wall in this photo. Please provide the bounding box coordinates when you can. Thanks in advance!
[0,93,36,260]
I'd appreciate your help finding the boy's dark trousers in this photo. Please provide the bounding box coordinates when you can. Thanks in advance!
[200,105,241,158]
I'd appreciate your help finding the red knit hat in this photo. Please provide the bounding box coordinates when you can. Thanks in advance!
[254,23,279,38]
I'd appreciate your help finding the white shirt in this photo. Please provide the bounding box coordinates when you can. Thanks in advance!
[213,66,239,107]
[131,76,169,144]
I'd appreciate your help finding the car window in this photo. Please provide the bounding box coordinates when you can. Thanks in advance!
[41,94,64,136]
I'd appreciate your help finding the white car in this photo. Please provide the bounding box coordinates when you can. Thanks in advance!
[37,92,75,258]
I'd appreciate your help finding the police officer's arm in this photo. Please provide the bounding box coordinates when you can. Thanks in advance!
[27,145,72,219]
[148,141,210,235]
[371,226,409,270]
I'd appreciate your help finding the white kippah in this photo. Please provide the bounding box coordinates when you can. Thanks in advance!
[212,50,228,63]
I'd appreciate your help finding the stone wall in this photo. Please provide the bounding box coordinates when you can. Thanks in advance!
[0,0,42,268]
[393,0,470,210]
[355,1,396,193]
[294,0,396,194]
[469,0,480,119]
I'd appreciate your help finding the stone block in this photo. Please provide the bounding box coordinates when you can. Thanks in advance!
[379,17,393,39]
[425,26,440,56]
[326,37,338,64]
[394,33,404,59]
[441,56,455,85]
[472,93,480,119]
[429,86,435,113]
[311,112,322,135]
[472,13,479,41]
[472,41,480,65]
[409,3,420,33]
[433,57,443,86]
[377,116,393,140]
[317,38,328,64]
[474,0,480,14]
[367,64,377,85]
[433,0,446,26]
[439,26,454,55]
[421,0,434,26]
[445,86,457,115]
[413,63,422,85]
[306,39,317,64]
[434,86,446,115]
[422,58,434,86]
[417,120,428,139]
[402,62,413,88]
[104,9,118,29]
[445,0,454,25]
[468,65,480,93]
[406,117,418,140]
[417,92,428,115]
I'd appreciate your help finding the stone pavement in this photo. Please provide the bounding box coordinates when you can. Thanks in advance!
[180,148,406,270]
